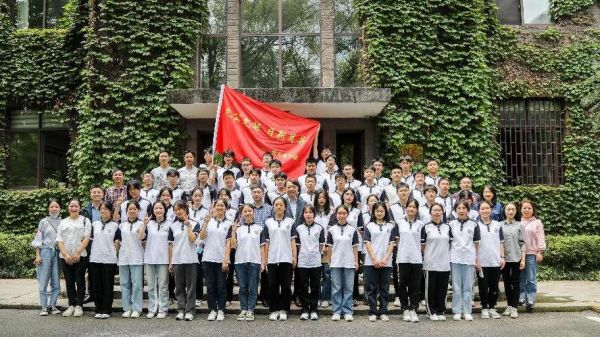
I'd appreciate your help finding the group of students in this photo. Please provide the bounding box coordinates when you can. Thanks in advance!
[32,147,547,322]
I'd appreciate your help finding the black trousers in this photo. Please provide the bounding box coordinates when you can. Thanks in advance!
[169,272,176,299]
[398,263,422,310]
[62,257,88,307]
[85,244,93,298]
[89,262,115,314]
[392,246,400,297]
[196,253,204,299]
[478,266,501,309]
[267,263,292,313]
[226,249,236,302]
[425,270,450,315]
[297,267,321,313]
[259,270,269,303]
[502,262,521,307]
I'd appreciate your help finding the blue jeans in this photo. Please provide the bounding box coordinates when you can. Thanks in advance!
[36,248,60,309]
[119,265,144,312]
[451,263,474,315]
[519,254,537,304]
[331,267,354,315]
[235,263,260,312]
[146,264,169,313]
[320,263,331,301]
[203,262,227,311]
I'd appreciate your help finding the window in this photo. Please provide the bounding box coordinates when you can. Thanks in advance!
[197,0,227,89]
[498,99,565,186]
[493,0,551,25]
[241,0,321,88]
[15,0,67,29]
[334,0,361,87]
[7,110,69,189]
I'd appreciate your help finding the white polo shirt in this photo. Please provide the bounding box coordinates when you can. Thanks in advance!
[418,203,436,225]
[357,183,383,207]
[315,210,333,236]
[230,223,266,265]
[326,223,359,269]
[363,221,396,267]
[293,223,325,268]
[410,188,426,206]
[382,183,401,205]
[389,203,407,224]
[435,194,454,219]
[216,166,241,190]
[319,170,339,194]
[329,190,344,208]
[141,188,159,204]
[144,220,171,265]
[263,217,295,264]
[299,191,317,205]
[298,174,326,193]
[425,175,441,187]
[169,220,201,264]
[478,221,504,267]
[346,207,364,252]
[200,218,232,264]
[118,220,144,266]
[178,166,199,193]
[189,207,209,225]
[396,217,425,264]
[90,220,120,264]
[449,218,481,265]
[119,198,151,223]
[376,176,391,187]
[346,179,362,191]
[421,222,452,272]
[400,174,415,189]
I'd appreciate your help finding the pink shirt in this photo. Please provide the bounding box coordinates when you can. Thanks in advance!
[522,217,546,255]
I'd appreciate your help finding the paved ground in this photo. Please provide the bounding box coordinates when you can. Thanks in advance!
[0,309,599,337]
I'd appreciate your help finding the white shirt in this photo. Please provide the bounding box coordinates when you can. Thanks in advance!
[422,222,452,272]
[300,191,317,205]
[263,217,295,264]
[231,223,266,265]
[144,220,171,265]
[200,218,232,263]
[314,210,333,237]
[449,218,481,265]
[118,220,144,265]
[389,203,407,224]
[346,207,364,252]
[425,175,441,187]
[478,221,504,267]
[326,223,359,268]
[400,174,415,189]
[357,183,383,209]
[298,174,326,193]
[151,166,172,190]
[178,166,199,193]
[363,222,396,267]
[382,183,401,205]
[319,170,339,194]
[376,176,391,187]
[346,179,362,191]
[119,198,151,223]
[293,223,325,268]
[410,188,426,206]
[189,207,209,225]
[141,188,159,204]
[89,220,120,264]
[436,194,454,219]
[216,166,241,190]
[170,220,201,264]
[396,218,425,264]
[329,190,344,208]
[418,203,436,225]
[56,216,92,258]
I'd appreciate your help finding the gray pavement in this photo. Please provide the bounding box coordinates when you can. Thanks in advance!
[0,309,599,337]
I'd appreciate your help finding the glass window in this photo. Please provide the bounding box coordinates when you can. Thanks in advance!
[8,132,39,188]
[242,0,278,34]
[205,0,227,34]
[334,0,359,33]
[282,0,319,33]
[335,36,361,87]
[200,37,227,89]
[493,0,522,25]
[241,36,279,88]
[45,0,67,28]
[282,36,320,87]
[523,0,551,24]
[43,131,70,184]
[15,0,67,29]
[10,110,41,129]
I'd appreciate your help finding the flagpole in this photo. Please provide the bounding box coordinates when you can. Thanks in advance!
[212,84,226,154]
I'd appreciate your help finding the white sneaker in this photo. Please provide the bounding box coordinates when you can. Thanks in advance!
[207,310,217,321]
[510,307,519,319]
[481,308,490,319]
[380,314,390,322]
[101,314,110,319]
[453,313,462,321]
[403,310,411,321]
[503,306,512,316]
[73,306,83,317]
[175,311,184,320]
[393,297,401,307]
[122,310,131,318]
[130,311,140,318]
[184,313,194,321]
[464,313,473,321]
[269,312,279,321]
[438,314,446,321]
[279,311,287,321]
[238,311,247,321]
[49,306,61,315]
[147,311,156,319]
[331,313,340,321]
[429,313,438,321]
[94,313,102,319]
[216,310,225,321]
[344,314,353,322]
[490,309,501,319]
[300,312,309,320]
[420,300,426,306]
[195,299,203,307]
[246,311,255,321]
[410,310,419,322]
[62,306,74,317]
[40,308,49,316]
[156,312,167,319]
[368,315,377,322]
[320,300,329,308]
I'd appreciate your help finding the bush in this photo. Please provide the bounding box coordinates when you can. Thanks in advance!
[0,233,36,278]
[544,235,600,271]
[0,188,74,235]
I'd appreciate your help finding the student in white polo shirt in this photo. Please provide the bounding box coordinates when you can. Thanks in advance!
[371,158,390,187]
[264,160,283,193]
[361,194,379,226]
[157,187,176,222]
[316,146,337,175]
[236,157,253,190]
[424,159,441,187]
[260,152,273,184]
[358,166,383,209]
[267,172,288,205]
[89,201,121,319]
[166,169,184,203]
[337,187,364,305]
[217,188,239,306]
[320,155,340,194]
[363,202,396,322]
[326,205,359,322]
[477,200,505,319]
[435,178,454,220]
[410,172,427,205]
[314,190,334,307]
[263,197,297,321]
[221,170,242,209]
[300,174,319,205]
[118,200,145,319]
[199,199,233,321]
[388,182,410,308]
[449,200,481,322]
[141,172,159,204]
[299,158,327,192]
[213,150,241,191]
[293,205,325,320]
[240,169,265,205]
[218,188,240,223]
[328,174,347,208]
[381,165,403,206]
[501,202,524,319]
[197,168,218,209]
[419,185,439,225]
[396,199,425,323]
[450,190,479,221]
[399,155,415,188]
[117,179,151,223]
[342,163,362,190]
[188,187,209,308]
[227,204,266,321]
[178,150,199,195]
[140,201,171,319]
[421,203,452,321]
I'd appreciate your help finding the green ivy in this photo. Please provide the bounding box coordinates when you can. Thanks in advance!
[0,233,36,278]
[549,0,599,20]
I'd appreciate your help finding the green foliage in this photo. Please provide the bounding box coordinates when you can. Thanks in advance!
[0,233,36,278]
[0,10,14,188]
[539,235,600,281]
[549,0,598,20]
[536,27,563,45]
[0,188,74,235]
[71,0,206,196]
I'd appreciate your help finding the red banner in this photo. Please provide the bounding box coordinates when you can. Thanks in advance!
[213,85,320,179]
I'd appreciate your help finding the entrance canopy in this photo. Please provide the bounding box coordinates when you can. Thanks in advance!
[167,87,392,119]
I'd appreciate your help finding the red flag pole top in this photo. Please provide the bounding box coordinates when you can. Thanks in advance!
[213,85,321,179]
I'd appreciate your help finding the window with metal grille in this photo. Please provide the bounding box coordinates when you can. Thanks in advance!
[498,98,565,186]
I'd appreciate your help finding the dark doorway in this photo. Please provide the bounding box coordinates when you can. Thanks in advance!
[197,131,214,156]
[336,131,364,179]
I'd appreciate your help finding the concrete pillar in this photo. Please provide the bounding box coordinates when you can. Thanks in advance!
[320,0,335,88]
[226,0,240,88]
